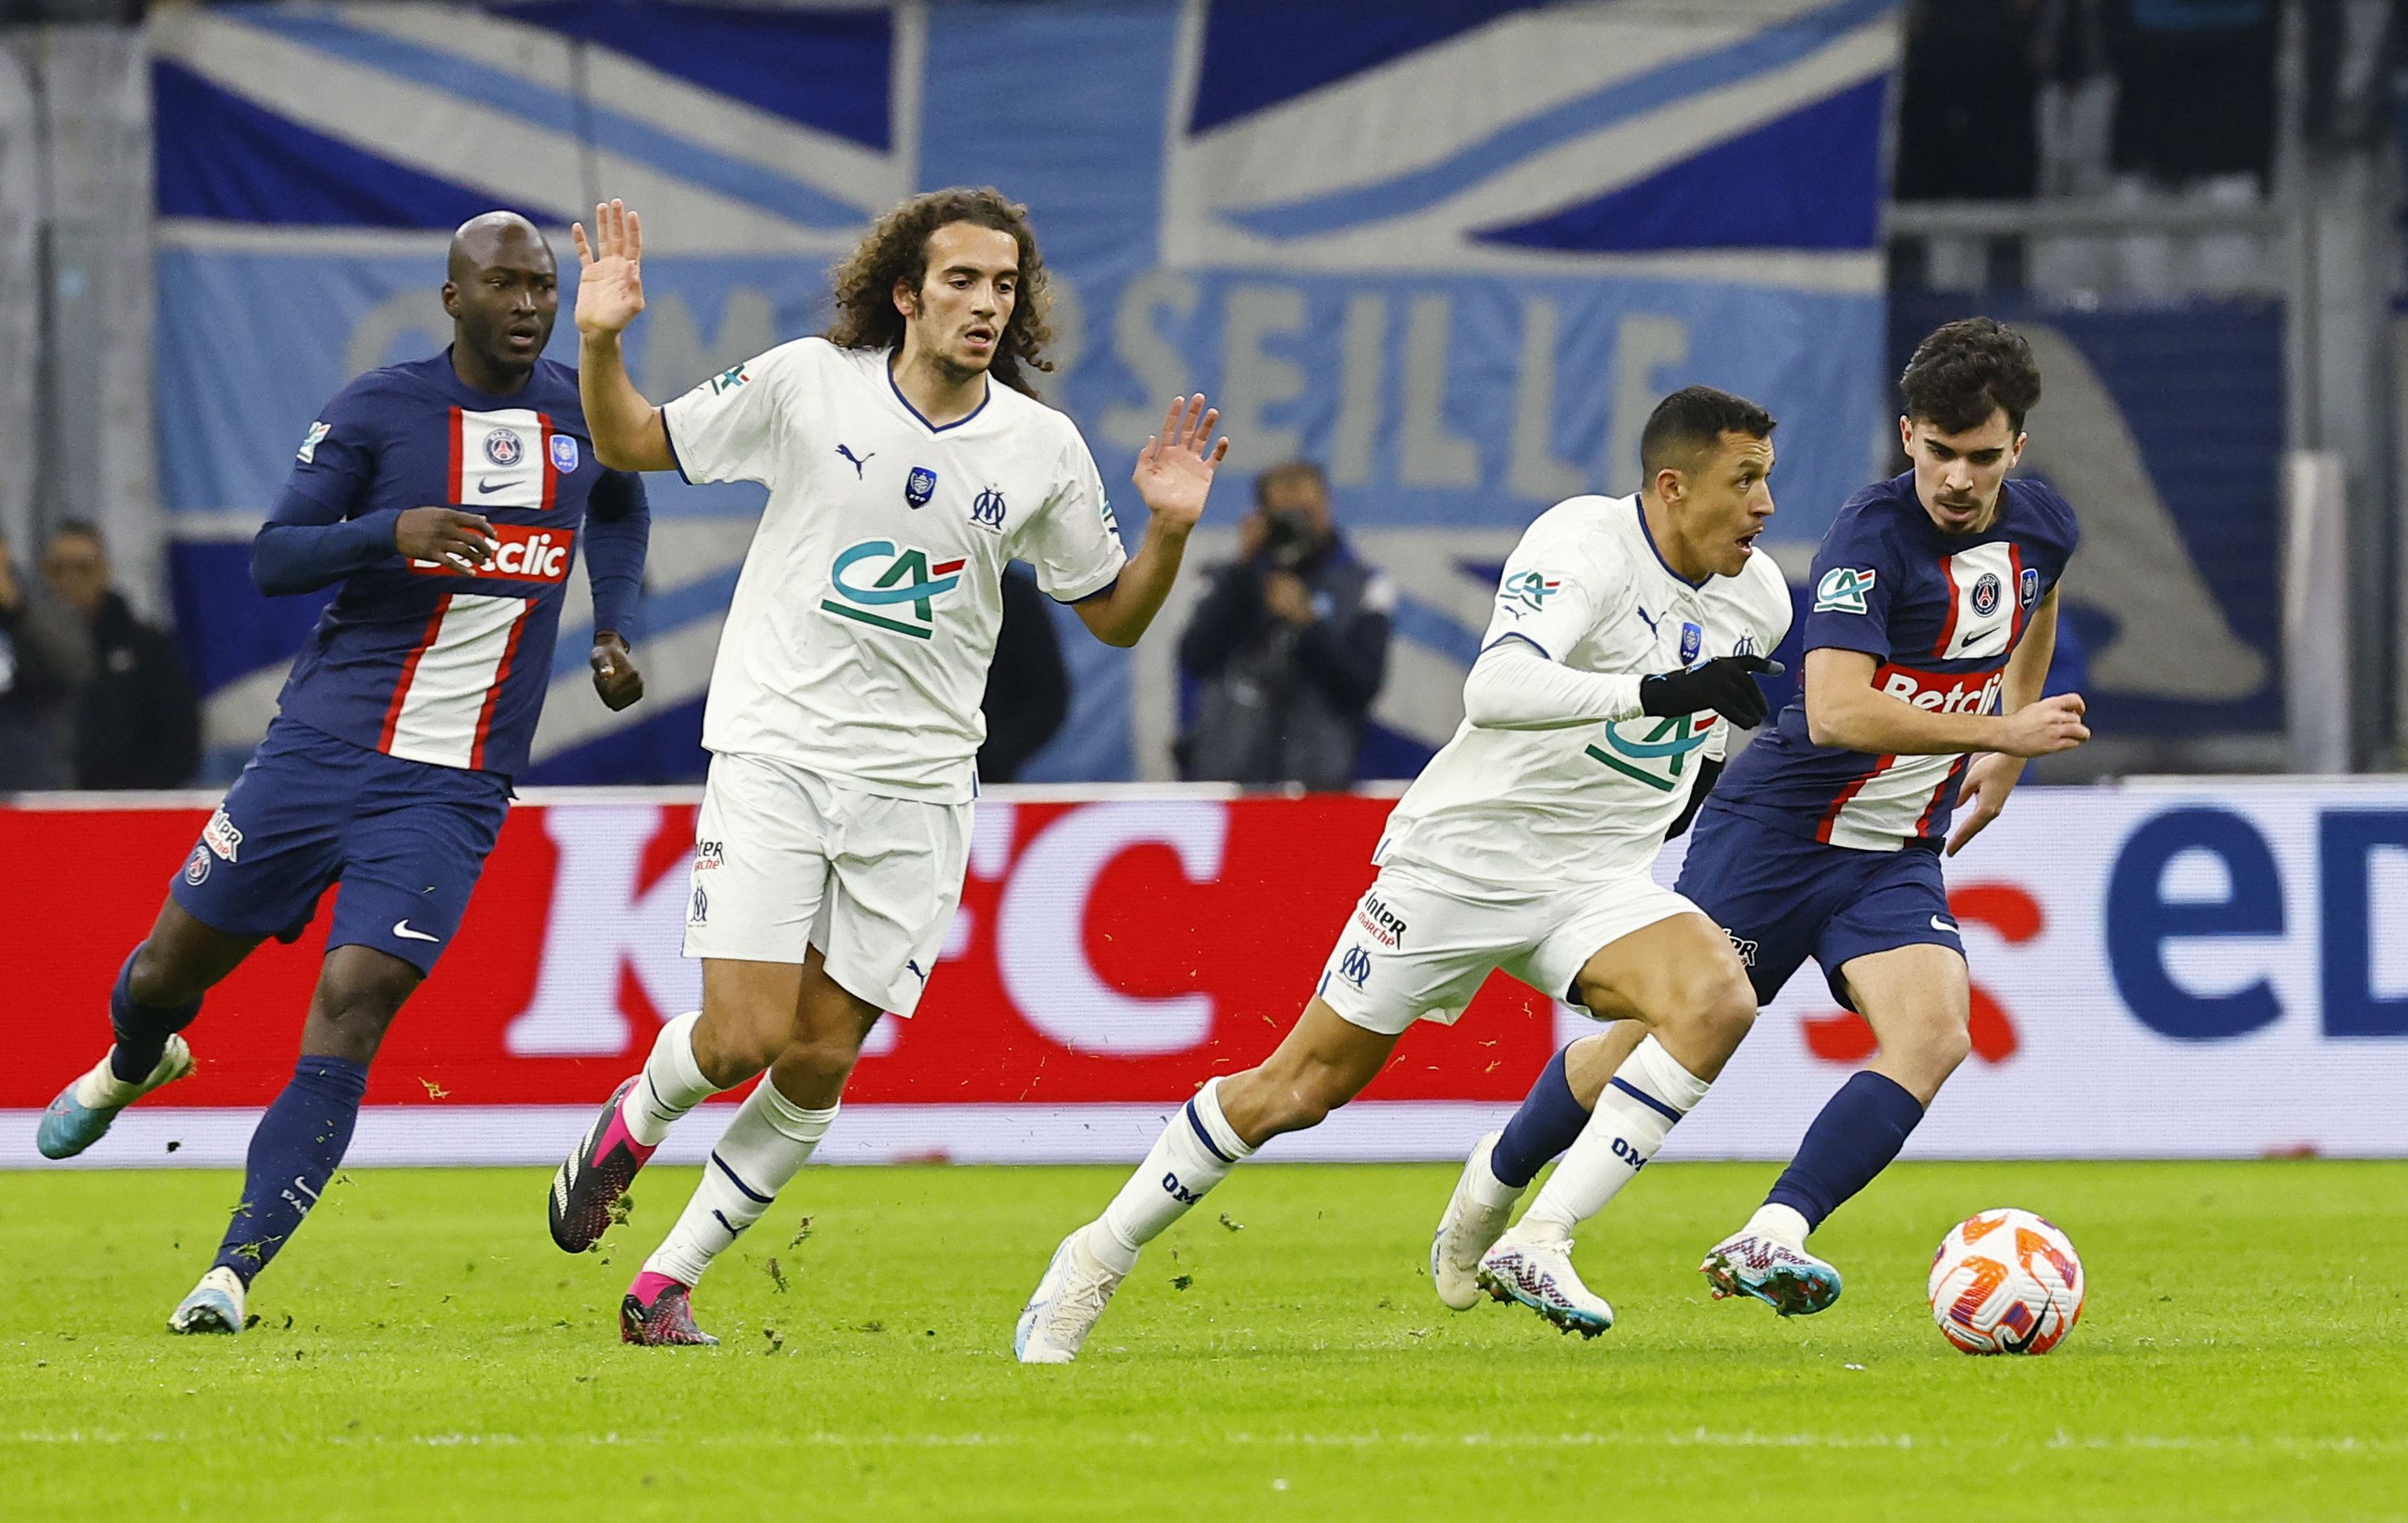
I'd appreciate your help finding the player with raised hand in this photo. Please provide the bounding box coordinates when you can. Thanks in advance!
[549,191,1228,1346]
[1439,318,2085,1327]
[33,213,652,1333]
[1015,387,1795,1362]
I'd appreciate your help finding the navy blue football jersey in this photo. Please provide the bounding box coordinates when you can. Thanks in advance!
[266,350,644,777]
[1714,472,2080,851]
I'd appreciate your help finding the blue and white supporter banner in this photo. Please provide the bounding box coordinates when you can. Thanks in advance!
[152,0,1898,783]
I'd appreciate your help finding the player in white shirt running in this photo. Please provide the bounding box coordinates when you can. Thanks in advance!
[1015,387,1794,1362]
[548,192,1230,1346]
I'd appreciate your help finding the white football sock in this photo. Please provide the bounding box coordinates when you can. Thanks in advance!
[1515,1037,1710,1241]
[1091,1078,1255,1274]
[623,1011,715,1148]
[644,1078,836,1287]
[1464,1135,1522,1212]
[1745,1202,1811,1250]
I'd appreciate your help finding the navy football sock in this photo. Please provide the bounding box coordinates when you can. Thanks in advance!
[1764,1070,1926,1232]
[108,949,203,1084]
[1490,1046,1591,1189]
[213,1056,370,1286]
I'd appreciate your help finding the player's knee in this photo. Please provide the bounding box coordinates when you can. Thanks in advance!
[774,1030,866,1090]
[320,975,410,1027]
[1238,1066,1343,1139]
[128,940,205,1008]
[1918,1017,1972,1080]
[1658,965,1756,1056]
[309,966,414,1057]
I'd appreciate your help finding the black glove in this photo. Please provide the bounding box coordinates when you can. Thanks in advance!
[1639,654,1785,728]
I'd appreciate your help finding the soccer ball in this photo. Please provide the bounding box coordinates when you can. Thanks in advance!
[1927,1208,2085,1355]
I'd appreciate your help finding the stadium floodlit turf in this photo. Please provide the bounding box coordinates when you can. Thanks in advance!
[7,1160,2405,1521]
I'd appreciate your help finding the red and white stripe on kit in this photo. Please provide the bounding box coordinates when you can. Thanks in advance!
[447,406,563,512]
[1932,540,2024,662]
[1816,748,1962,852]
[379,593,532,770]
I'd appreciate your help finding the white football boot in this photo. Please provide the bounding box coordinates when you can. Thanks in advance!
[168,1266,246,1334]
[1477,1232,1613,1339]
[37,1036,196,1160]
[1430,1130,1520,1311]
[1014,1226,1126,1365]
[1700,1229,1842,1317]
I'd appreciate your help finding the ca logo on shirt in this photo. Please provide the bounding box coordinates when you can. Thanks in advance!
[822,540,965,640]
[1500,570,1561,617]
[1815,566,1877,614]
[1585,713,1715,793]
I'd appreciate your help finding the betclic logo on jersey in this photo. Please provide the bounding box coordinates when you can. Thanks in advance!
[407,523,577,583]
[822,540,965,640]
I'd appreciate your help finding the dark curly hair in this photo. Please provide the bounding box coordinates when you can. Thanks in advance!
[1899,317,2041,435]
[822,187,1053,396]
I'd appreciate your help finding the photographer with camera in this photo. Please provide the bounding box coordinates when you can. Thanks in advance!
[1175,460,1393,791]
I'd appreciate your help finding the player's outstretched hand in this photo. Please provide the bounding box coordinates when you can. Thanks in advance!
[590,631,644,711]
[395,507,496,574]
[571,199,646,338]
[1994,692,2089,758]
[1640,654,1785,729]
[1945,750,2025,857]
[1131,394,1230,532]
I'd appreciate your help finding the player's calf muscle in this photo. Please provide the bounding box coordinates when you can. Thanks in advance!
[1217,1000,1395,1144]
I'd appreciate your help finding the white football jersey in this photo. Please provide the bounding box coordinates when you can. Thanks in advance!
[663,339,1126,801]
[1379,493,1793,887]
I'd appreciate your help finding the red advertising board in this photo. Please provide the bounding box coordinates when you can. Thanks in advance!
[4,793,1557,1115]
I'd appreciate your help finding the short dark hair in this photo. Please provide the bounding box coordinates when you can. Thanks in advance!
[50,519,102,545]
[1638,386,1776,482]
[1253,458,1327,508]
[1899,317,2041,435]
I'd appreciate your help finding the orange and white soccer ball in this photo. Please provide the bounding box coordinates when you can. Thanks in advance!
[1928,1208,2085,1355]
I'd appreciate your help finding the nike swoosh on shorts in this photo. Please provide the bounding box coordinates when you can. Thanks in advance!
[393,920,441,943]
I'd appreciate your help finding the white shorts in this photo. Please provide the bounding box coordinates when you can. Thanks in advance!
[683,752,970,1016]
[1314,859,1700,1036]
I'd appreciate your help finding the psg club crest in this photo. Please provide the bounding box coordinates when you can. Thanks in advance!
[484,429,523,468]
[2019,566,2041,607]
[1680,621,1703,666]
[549,434,579,473]
[970,485,1008,531]
[1971,571,2002,618]
[905,466,938,510]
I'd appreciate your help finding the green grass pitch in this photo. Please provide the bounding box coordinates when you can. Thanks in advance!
[7,1160,2406,1521]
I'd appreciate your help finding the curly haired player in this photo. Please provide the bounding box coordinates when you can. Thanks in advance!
[552,190,1230,1346]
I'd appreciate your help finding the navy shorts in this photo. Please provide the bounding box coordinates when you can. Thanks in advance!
[1674,801,1964,1011]
[170,720,510,974]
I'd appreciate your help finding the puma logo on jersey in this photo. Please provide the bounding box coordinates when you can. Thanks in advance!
[836,444,874,479]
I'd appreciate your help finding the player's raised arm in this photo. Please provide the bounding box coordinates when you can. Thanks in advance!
[571,200,677,474]
[1069,395,1230,648]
